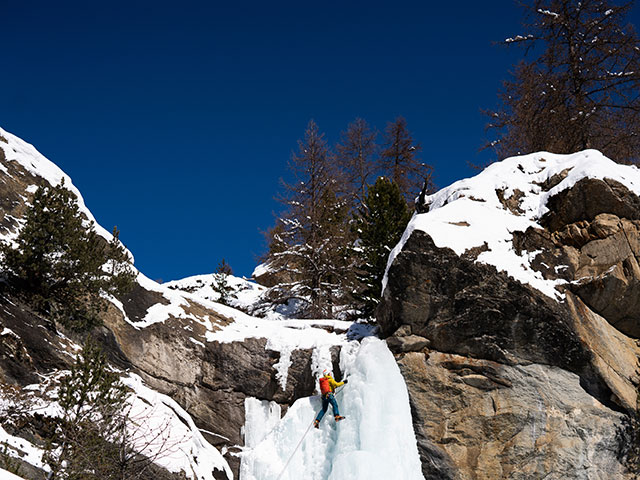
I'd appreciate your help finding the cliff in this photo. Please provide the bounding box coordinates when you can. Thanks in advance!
[379,150,640,479]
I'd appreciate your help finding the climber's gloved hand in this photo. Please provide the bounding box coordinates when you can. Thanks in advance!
[343,379,348,384]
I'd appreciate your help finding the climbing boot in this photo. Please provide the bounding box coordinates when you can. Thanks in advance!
[314,419,320,429]
[334,415,345,422]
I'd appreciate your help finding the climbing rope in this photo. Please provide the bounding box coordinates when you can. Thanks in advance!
[274,384,347,480]
[274,416,316,480]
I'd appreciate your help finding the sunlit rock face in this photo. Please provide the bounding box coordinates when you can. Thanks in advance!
[379,151,640,479]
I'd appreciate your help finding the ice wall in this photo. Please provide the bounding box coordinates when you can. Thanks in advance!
[240,337,424,480]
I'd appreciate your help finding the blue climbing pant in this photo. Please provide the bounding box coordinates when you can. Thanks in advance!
[315,393,340,422]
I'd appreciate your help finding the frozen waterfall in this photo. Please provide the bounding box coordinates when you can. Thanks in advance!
[240,337,425,480]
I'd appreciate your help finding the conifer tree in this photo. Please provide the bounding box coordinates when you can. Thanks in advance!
[353,177,411,317]
[44,339,177,479]
[486,0,640,162]
[265,120,354,318]
[379,117,434,204]
[212,258,236,306]
[46,339,130,479]
[104,226,137,298]
[1,182,135,331]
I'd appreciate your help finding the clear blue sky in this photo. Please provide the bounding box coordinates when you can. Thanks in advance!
[3,1,638,281]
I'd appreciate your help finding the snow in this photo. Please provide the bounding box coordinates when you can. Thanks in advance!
[0,369,232,480]
[123,374,233,480]
[127,273,199,329]
[164,272,266,312]
[0,424,47,472]
[207,313,354,390]
[538,8,559,18]
[384,150,640,300]
[251,262,272,279]
[239,337,424,480]
[505,34,534,43]
[0,328,17,337]
[0,468,28,480]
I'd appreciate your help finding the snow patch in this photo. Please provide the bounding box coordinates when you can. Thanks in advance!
[0,424,47,471]
[164,272,266,312]
[1,328,17,337]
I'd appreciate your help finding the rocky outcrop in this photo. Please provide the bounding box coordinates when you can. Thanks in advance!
[379,173,640,479]
[100,289,342,479]
[0,293,73,385]
[379,231,598,381]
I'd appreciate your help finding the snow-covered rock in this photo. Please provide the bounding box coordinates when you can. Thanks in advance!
[385,150,640,299]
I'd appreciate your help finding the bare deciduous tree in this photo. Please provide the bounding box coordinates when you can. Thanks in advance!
[486,0,640,163]
[264,120,354,318]
[379,117,434,203]
[335,118,379,206]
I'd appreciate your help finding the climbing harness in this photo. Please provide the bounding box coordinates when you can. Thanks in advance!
[274,385,347,480]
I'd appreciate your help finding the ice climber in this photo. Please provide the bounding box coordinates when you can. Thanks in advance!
[314,369,347,428]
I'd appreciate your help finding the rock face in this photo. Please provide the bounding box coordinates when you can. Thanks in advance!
[379,165,640,479]
[526,178,640,338]
[101,291,341,479]
[398,351,628,480]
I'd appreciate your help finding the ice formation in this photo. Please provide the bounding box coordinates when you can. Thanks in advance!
[240,338,424,480]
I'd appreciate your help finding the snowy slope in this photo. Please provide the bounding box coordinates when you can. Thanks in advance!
[1,372,232,480]
[0,424,48,474]
[123,374,233,479]
[0,468,24,480]
[164,273,266,312]
[239,337,424,480]
[385,150,640,299]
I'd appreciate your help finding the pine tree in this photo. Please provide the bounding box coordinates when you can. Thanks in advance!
[379,117,434,204]
[486,0,640,163]
[1,182,135,331]
[46,339,130,479]
[265,120,354,318]
[335,118,379,206]
[104,226,137,298]
[212,258,236,306]
[353,177,412,317]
